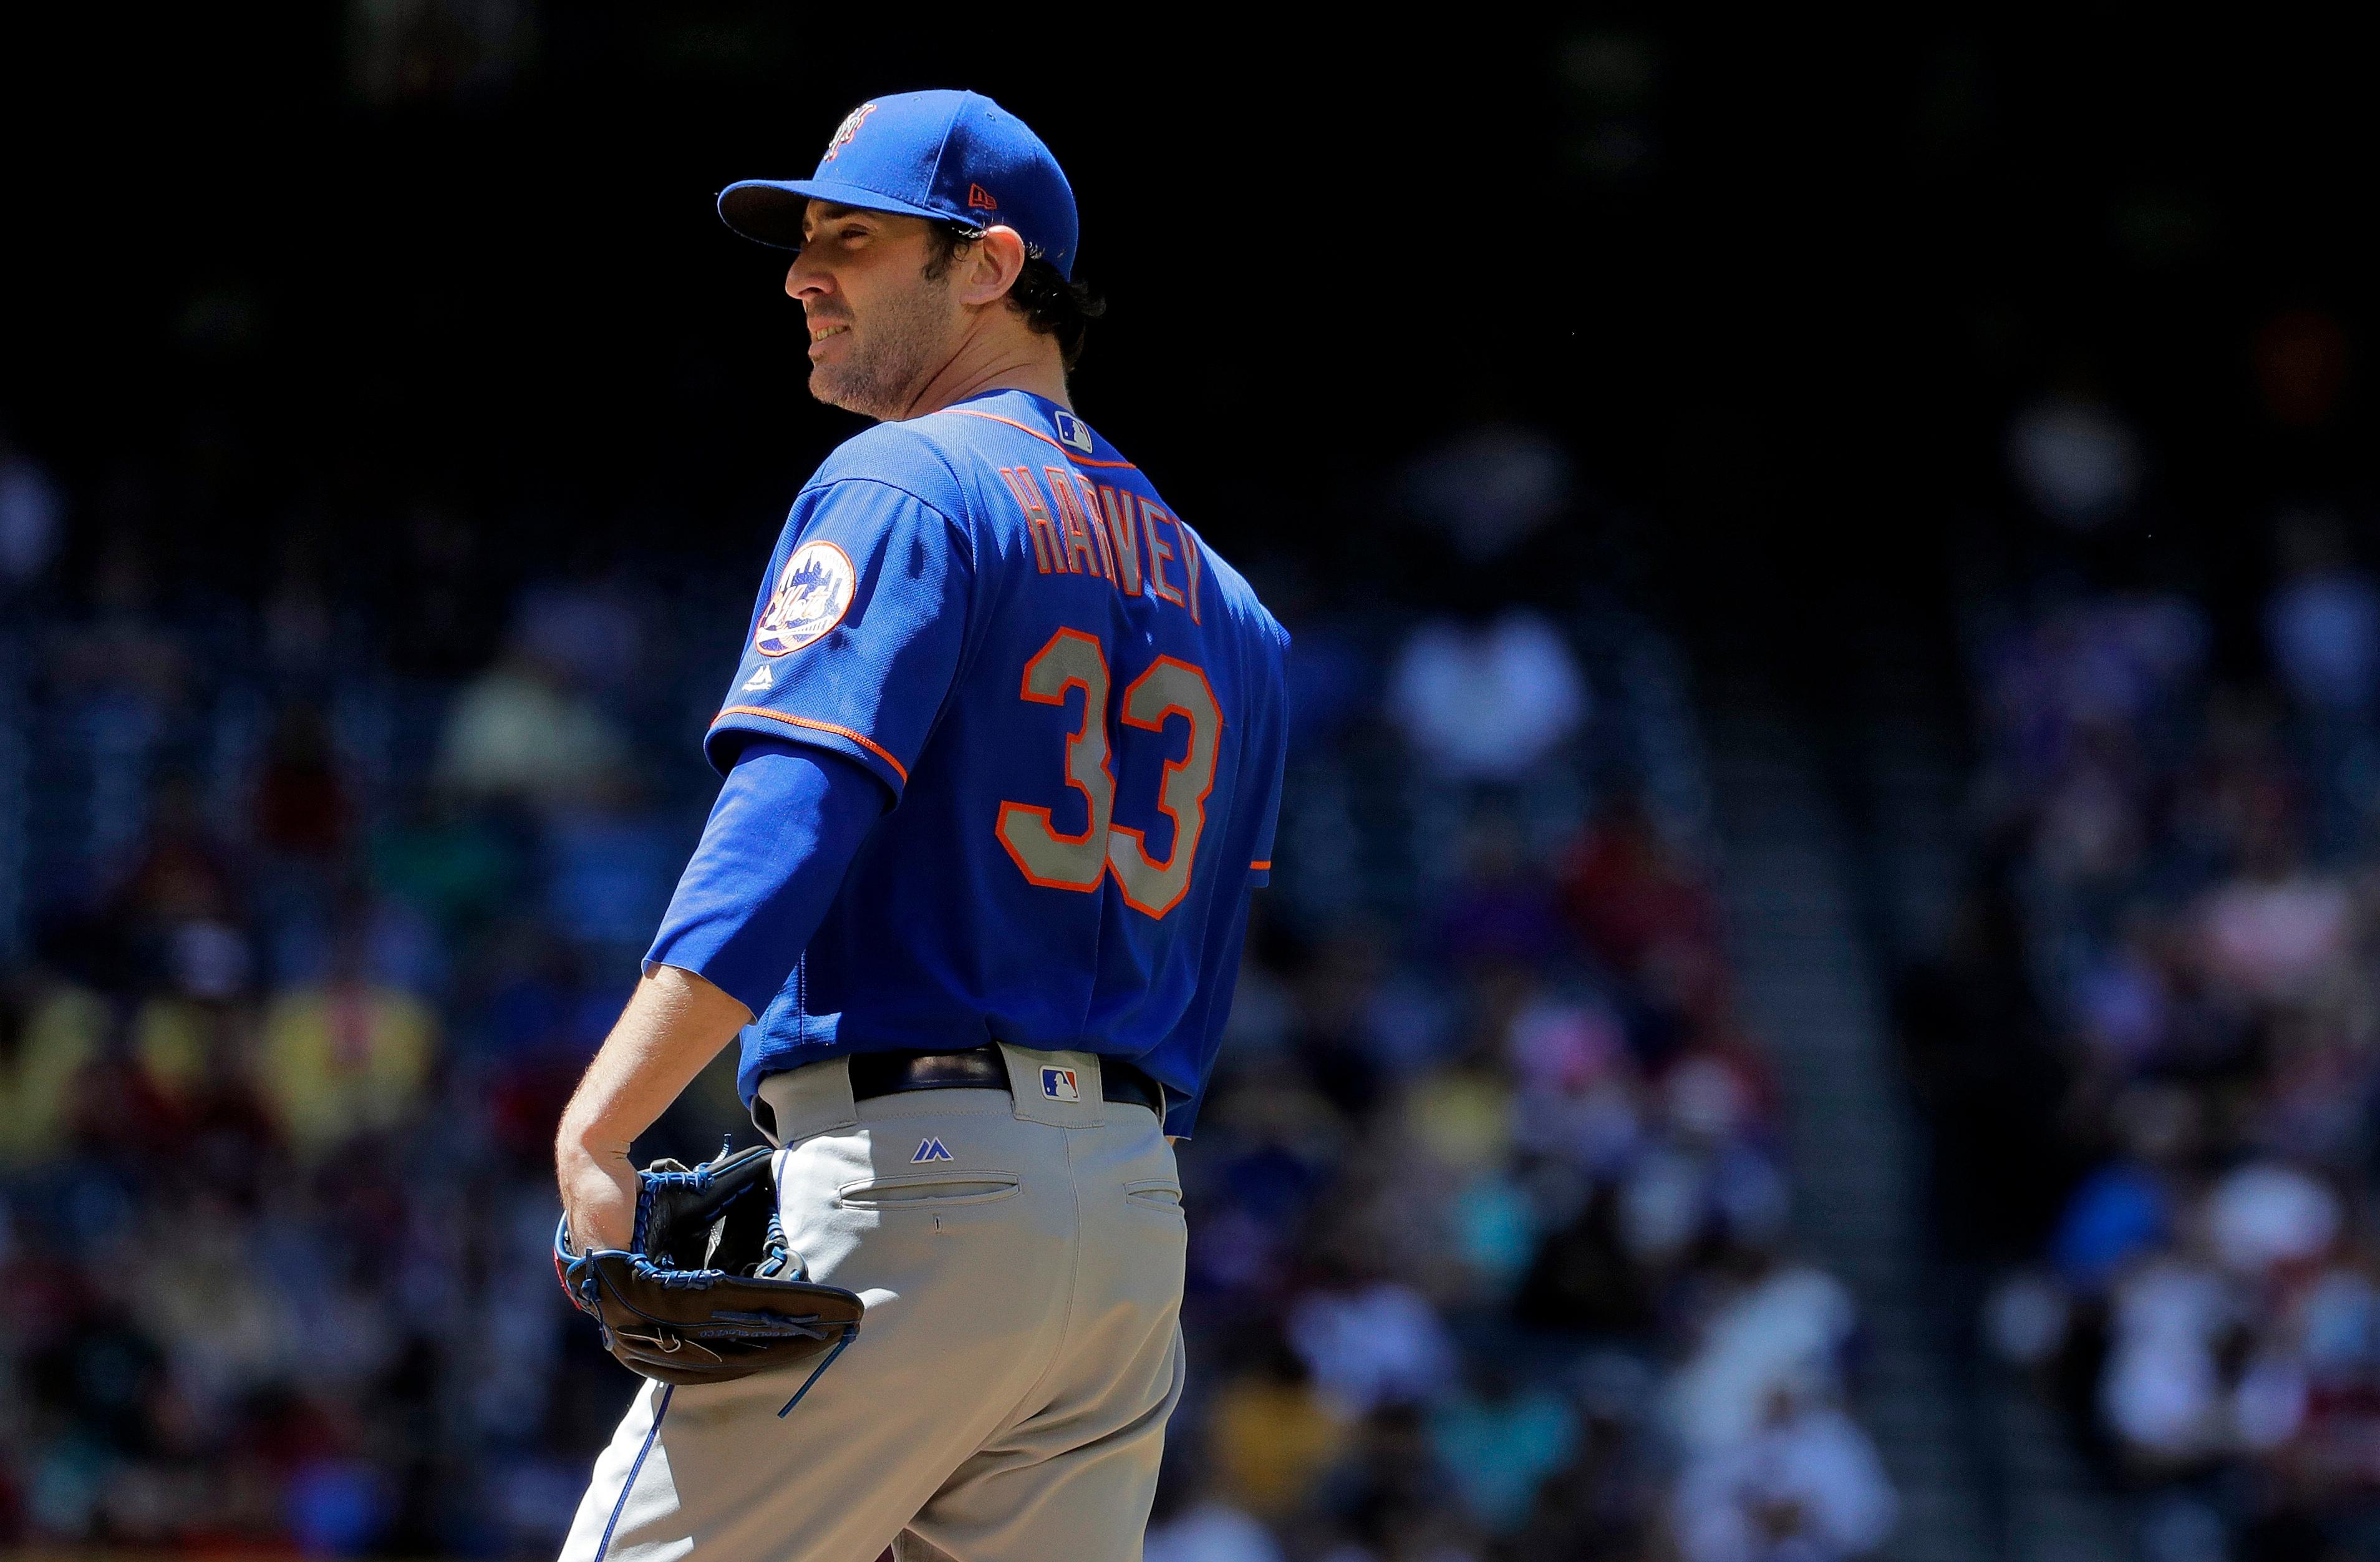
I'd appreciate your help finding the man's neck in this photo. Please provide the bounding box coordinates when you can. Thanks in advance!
[891,321,1070,420]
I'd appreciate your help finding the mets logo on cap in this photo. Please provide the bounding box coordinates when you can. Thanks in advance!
[821,102,877,162]
[753,540,855,656]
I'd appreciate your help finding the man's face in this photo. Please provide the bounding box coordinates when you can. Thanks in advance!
[785,201,963,419]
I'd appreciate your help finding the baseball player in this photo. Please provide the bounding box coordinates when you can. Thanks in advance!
[553,89,1290,1562]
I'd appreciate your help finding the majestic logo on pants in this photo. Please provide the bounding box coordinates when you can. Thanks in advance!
[912,1137,953,1163]
[1040,1067,1080,1102]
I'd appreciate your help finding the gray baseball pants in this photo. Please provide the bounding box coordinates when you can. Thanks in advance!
[558,1044,1188,1562]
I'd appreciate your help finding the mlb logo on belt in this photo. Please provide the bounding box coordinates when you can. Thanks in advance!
[1040,1067,1080,1102]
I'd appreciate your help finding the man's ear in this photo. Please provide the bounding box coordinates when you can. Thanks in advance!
[957,226,1028,308]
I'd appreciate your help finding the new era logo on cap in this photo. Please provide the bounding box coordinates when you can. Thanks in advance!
[968,183,997,211]
[1041,1067,1080,1102]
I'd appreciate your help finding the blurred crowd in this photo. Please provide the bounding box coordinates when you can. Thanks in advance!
[1934,346,2380,1560]
[0,424,1893,1560]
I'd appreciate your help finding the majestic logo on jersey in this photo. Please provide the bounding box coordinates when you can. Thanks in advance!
[821,103,876,162]
[755,540,856,656]
[912,1137,954,1163]
[1053,410,1093,454]
[1041,1067,1081,1102]
[742,664,774,691]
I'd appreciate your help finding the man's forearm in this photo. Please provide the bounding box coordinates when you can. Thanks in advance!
[556,963,753,1249]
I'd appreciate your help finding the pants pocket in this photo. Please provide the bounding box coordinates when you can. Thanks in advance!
[838,1172,1022,1208]
[1124,1180,1184,1213]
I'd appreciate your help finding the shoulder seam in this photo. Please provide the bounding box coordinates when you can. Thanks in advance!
[793,472,967,530]
[839,417,975,507]
[790,473,977,581]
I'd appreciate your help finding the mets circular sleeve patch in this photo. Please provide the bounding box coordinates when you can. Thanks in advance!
[754,540,856,656]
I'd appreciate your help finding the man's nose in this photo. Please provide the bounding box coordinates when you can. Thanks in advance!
[785,256,828,301]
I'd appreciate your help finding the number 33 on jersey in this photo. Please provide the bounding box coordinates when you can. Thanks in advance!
[705,390,1290,1138]
[997,631,1217,917]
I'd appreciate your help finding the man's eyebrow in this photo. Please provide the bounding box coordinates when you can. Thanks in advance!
[800,203,870,236]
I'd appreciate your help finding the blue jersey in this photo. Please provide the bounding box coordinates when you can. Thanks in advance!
[704,389,1289,1136]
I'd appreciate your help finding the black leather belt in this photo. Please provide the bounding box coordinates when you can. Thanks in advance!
[847,1047,1164,1117]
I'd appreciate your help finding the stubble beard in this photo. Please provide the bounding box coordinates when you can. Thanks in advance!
[808,280,956,422]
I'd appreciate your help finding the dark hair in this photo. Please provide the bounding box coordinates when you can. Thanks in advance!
[923,221,1105,371]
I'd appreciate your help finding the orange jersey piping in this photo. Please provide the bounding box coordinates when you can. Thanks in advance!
[714,706,909,784]
[946,408,1139,468]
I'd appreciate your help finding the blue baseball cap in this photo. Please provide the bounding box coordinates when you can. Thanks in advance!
[719,90,1080,279]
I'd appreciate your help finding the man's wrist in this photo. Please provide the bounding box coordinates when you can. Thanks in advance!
[556,1113,630,1164]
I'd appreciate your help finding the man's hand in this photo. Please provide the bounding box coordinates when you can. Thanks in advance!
[554,964,755,1253]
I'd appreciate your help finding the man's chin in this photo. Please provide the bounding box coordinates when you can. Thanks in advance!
[807,365,899,421]
[805,366,862,414]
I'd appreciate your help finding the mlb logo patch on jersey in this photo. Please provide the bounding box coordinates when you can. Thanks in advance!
[754,540,856,657]
[1052,409,1093,454]
[1040,1067,1080,1102]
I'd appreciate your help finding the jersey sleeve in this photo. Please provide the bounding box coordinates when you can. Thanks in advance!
[1245,625,1290,886]
[645,739,888,1017]
[1246,752,1282,887]
[706,477,975,797]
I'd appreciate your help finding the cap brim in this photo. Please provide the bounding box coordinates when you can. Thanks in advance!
[717,178,952,248]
